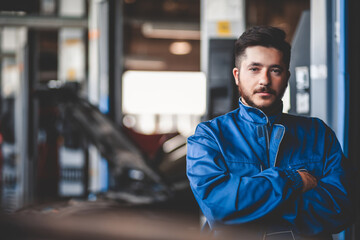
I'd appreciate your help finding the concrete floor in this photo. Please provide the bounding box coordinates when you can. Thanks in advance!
[1,197,206,240]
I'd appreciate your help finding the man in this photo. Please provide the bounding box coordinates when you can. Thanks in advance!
[186,26,353,239]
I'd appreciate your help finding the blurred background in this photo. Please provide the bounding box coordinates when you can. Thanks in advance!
[0,0,359,239]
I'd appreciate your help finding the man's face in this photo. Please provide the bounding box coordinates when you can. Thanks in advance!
[232,46,290,114]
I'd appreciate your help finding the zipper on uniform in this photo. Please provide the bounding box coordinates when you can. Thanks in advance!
[273,124,285,167]
[264,124,270,167]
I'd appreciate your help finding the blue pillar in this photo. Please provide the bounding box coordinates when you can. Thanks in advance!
[337,0,349,156]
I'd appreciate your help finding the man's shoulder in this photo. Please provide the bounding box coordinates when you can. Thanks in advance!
[281,113,328,130]
[194,109,239,134]
[201,109,239,126]
[282,113,323,122]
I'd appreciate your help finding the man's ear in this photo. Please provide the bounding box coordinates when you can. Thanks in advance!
[233,67,240,86]
[287,70,291,80]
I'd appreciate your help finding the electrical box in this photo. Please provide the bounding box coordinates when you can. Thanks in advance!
[289,10,311,116]
[207,39,237,118]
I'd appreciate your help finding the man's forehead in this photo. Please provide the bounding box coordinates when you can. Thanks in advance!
[244,45,282,55]
[240,46,285,64]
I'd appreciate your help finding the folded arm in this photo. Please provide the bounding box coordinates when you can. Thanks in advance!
[284,128,354,235]
[186,124,304,226]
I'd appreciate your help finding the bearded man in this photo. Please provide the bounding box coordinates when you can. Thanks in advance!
[186,26,353,240]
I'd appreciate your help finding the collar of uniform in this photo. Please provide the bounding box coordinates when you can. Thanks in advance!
[238,98,283,125]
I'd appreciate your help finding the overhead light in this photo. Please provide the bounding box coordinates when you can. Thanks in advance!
[169,41,192,55]
[142,22,200,40]
[122,71,207,115]
[125,55,167,70]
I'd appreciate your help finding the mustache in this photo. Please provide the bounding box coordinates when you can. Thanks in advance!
[254,86,276,94]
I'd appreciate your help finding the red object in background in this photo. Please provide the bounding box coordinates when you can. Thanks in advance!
[36,106,60,201]
[123,127,178,161]
[37,141,59,199]
[0,133,3,188]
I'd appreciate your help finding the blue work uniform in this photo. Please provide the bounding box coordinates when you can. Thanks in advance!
[186,100,353,239]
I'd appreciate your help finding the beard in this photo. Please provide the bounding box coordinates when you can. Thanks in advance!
[237,78,287,115]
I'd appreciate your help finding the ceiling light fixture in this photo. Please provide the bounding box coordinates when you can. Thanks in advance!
[142,22,200,40]
[125,56,167,70]
[169,41,192,55]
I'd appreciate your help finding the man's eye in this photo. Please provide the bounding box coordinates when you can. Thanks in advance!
[249,68,259,72]
[271,69,282,74]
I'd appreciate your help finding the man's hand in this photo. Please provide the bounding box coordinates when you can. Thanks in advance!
[298,171,317,192]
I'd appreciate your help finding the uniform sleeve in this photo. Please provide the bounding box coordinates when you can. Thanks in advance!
[186,123,304,226]
[284,127,355,236]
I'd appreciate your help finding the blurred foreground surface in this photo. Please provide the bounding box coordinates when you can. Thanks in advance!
[0,198,205,240]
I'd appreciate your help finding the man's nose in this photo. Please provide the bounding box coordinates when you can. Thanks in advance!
[259,71,271,86]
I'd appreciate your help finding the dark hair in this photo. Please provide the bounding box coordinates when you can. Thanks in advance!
[234,26,291,69]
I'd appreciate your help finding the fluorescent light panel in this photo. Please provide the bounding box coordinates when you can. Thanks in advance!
[122,71,206,115]
[142,22,200,40]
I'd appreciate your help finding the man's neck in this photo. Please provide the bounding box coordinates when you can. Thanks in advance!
[239,98,283,117]
[262,101,283,117]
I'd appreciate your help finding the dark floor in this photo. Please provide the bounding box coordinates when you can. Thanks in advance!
[0,189,203,240]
